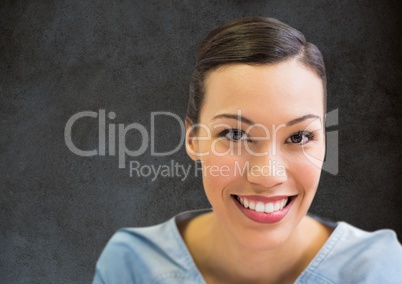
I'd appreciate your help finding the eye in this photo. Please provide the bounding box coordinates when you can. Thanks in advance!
[285,131,314,145]
[219,129,251,142]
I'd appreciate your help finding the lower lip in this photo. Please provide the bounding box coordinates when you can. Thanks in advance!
[232,196,295,224]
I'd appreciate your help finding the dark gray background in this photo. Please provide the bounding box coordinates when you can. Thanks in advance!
[1,1,401,283]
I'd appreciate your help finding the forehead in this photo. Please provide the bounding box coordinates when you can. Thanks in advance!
[202,60,324,124]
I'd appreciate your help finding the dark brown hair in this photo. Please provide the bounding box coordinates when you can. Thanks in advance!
[186,17,326,124]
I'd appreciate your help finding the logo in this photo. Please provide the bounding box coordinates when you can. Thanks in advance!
[64,109,339,178]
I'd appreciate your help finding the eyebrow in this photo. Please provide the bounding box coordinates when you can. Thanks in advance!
[211,113,321,127]
[286,114,321,126]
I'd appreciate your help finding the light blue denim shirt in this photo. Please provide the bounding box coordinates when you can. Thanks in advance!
[93,210,402,283]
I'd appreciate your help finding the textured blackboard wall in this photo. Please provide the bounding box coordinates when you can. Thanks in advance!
[1,1,401,283]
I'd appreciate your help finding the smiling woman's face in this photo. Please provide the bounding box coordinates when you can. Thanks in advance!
[186,59,326,249]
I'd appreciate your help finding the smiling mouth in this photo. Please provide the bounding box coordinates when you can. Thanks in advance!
[232,195,293,214]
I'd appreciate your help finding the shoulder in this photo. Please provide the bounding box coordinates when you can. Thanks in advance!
[93,211,206,284]
[299,222,402,283]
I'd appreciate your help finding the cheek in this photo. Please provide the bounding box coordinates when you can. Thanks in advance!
[198,140,247,184]
[201,154,240,186]
[288,153,323,197]
[200,153,248,204]
[287,143,325,181]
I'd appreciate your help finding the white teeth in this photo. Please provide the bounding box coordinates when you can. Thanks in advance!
[255,202,265,212]
[244,198,249,208]
[237,196,289,213]
[265,203,274,213]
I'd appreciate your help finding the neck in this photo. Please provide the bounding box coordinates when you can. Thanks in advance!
[180,212,331,284]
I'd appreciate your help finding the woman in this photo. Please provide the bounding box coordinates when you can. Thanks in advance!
[93,17,402,283]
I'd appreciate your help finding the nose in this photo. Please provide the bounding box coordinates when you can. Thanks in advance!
[246,151,288,188]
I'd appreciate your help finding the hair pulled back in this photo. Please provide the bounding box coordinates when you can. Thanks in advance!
[187,17,326,124]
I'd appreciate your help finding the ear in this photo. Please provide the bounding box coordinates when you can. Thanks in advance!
[185,118,200,161]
